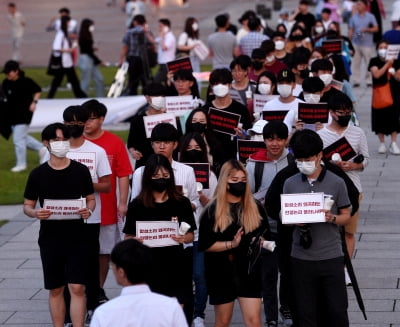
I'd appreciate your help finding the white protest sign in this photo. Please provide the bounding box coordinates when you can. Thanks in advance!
[280,192,325,224]
[44,198,86,220]
[143,113,177,138]
[193,40,210,61]
[67,152,96,178]
[386,44,400,60]
[136,221,179,247]
[165,96,194,117]
[253,94,277,113]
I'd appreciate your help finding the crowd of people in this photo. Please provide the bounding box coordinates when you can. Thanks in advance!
[2,0,400,326]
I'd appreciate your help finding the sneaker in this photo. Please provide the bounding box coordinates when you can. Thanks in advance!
[389,142,400,155]
[38,146,48,164]
[344,267,352,286]
[11,165,26,173]
[98,288,109,304]
[279,307,293,326]
[266,321,278,327]
[192,316,205,327]
[64,324,73,327]
[85,310,93,326]
[378,143,387,154]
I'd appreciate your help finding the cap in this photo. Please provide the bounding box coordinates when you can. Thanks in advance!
[248,120,268,135]
[151,123,179,142]
[277,69,295,83]
[2,60,19,74]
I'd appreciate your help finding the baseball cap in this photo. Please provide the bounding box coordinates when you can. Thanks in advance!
[277,69,295,83]
[248,120,268,135]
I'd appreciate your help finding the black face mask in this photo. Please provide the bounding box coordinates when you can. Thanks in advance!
[184,149,203,163]
[336,115,352,127]
[227,182,246,197]
[189,122,206,134]
[66,125,84,138]
[291,34,304,42]
[299,68,309,79]
[151,178,169,193]
[252,61,264,70]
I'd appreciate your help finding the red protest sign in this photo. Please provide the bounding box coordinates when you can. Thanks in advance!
[208,107,241,136]
[298,102,329,123]
[167,57,193,73]
[323,137,357,161]
[237,139,265,163]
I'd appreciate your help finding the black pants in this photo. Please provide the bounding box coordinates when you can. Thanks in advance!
[153,64,168,85]
[261,248,278,322]
[126,56,149,95]
[48,67,87,98]
[291,256,349,327]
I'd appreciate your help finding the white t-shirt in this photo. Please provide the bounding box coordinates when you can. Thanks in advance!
[178,32,199,58]
[52,30,73,68]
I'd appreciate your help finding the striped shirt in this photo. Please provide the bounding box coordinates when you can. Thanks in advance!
[318,125,369,191]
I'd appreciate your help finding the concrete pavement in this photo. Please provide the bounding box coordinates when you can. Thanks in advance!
[1,0,400,326]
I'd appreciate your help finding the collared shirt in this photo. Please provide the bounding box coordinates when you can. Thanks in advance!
[131,160,200,211]
[349,12,377,47]
[122,25,152,57]
[156,31,176,64]
[8,11,25,38]
[90,284,188,327]
[239,31,269,57]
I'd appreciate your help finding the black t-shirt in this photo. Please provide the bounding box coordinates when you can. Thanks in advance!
[2,75,42,125]
[198,201,268,294]
[295,13,316,35]
[368,56,389,86]
[24,160,94,241]
[123,197,196,301]
[203,100,252,161]
[320,86,344,103]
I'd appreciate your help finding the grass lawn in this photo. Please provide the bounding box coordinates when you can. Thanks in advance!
[0,64,212,205]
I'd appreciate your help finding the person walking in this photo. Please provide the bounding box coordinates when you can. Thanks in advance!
[78,19,105,97]
[47,15,87,99]
[7,2,25,62]
[2,60,46,172]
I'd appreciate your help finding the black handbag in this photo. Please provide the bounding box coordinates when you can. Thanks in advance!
[47,52,62,76]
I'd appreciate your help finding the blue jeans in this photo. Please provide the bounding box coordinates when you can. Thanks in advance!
[79,54,105,97]
[12,124,43,166]
[193,241,207,319]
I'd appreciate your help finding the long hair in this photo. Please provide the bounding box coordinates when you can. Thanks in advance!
[60,15,70,40]
[184,17,199,39]
[79,18,94,46]
[212,160,261,233]
[179,132,208,163]
[137,154,182,207]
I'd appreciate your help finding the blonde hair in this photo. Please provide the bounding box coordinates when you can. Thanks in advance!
[212,160,261,233]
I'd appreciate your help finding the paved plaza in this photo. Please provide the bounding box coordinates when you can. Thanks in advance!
[0,0,399,326]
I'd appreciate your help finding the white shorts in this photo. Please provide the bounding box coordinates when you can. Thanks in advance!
[99,224,121,254]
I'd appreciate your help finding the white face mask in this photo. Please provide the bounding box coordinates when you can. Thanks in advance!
[277,84,292,98]
[378,49,387,59]
[274,40,285,51]
[163,26,169,33]
[266,55,275,63]
[212,84,230,97]
[304,93,321,104]
[151,96,166,110]
[49,141,70,158]
[258,83,271,95]
[297,160,317,176]
[192,22,199,31]
[319,73,333,87]
[315,26,324,34]
[89,25,95,33]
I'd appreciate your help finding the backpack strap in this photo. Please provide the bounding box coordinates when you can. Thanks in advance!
[254,161,264,193]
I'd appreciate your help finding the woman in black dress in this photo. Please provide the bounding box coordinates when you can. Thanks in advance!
[198,159,270,327]
[124,154,196,310]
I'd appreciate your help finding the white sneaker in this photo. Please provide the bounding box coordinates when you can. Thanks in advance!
[389,142,400,155]
[192,316,205,327]
[378,143,387,154]
[11,165,27,173]
[38,146,48,164]
[344,267,352,286]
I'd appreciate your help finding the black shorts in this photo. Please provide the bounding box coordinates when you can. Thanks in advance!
[39,238,88,290]
[209,285,262,305]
